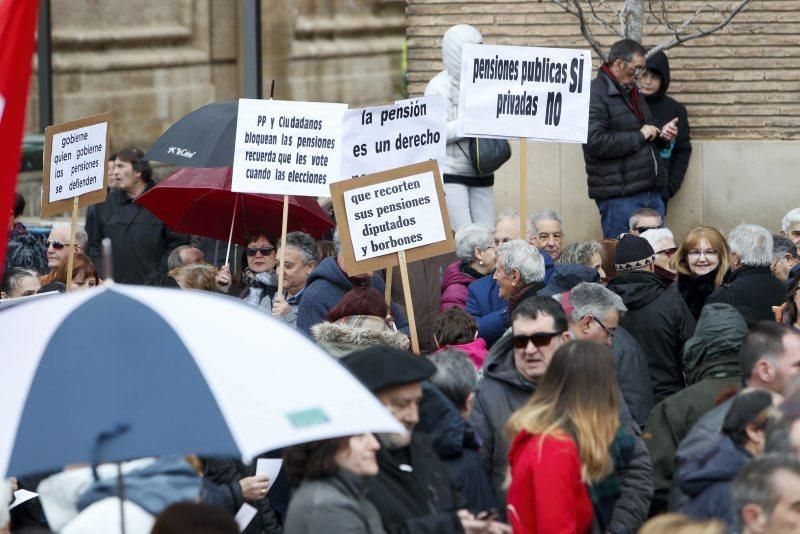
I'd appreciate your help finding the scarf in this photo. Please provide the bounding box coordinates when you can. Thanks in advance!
[242,269,277,306]
[600,64,645,121]
[589,428,635,532]
[459,261,484,280]
[507,282,537,315]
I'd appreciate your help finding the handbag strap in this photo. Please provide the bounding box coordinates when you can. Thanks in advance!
[455,138,472,163]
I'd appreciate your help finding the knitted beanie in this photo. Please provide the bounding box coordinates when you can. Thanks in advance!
[614,234,656,272]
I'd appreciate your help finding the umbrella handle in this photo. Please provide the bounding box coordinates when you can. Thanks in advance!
[225,196,239,266]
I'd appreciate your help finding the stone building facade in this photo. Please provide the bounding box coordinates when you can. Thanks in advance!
[406,0,800,240]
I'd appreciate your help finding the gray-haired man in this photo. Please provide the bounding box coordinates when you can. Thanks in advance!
[733,454,800,534]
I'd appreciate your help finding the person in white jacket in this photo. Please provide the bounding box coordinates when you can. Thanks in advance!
[425,24,496,231]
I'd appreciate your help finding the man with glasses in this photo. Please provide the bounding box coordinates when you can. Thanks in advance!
[584,39,678,239]
[471,296,653,531]
[45,223,88,270]
[566,282,653,427]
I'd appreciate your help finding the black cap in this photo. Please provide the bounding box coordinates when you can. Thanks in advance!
[614,234,655,272]
[341,346,435,393]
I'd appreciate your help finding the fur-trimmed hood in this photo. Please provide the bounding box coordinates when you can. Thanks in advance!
[311,315,411,358]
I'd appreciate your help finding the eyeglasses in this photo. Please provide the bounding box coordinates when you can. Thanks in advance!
[624,61,646,78]
[657,247,678,257]
[635,225,662,233]
[46,240,75,250]
[246,246,275,257]
[592,316,616,339]
[687,249,718,258]
[512,331,562,349]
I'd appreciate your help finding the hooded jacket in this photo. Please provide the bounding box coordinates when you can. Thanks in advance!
[417,383,497,514]
[425,25,483,182]
[296,256,409,336]
[608,270,696,402]
[440,261,480,311]
[470,331,654,532]
[583,69,667,201]
[676,435,751,529]
[644,303,746,513]
[311,315,411,358]
[440,337,489,369]
[643,51,692,200]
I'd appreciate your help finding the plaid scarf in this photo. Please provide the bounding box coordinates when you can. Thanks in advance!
[589,428,635,531]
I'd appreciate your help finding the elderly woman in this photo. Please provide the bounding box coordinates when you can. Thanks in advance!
[493,239,546,316]
[283,434,384,534]
[642,228,678,283]
[440,224,496,311]
[672,226,730,319]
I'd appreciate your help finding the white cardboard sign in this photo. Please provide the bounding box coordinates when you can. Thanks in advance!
[48,121,108,202]
[341,95,447,179]
[343,170,446,262]
[232,98,347,197]
[458,44,592,143]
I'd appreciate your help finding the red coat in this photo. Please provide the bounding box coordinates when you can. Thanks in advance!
[507,431,593,534]
[440,261,478,312]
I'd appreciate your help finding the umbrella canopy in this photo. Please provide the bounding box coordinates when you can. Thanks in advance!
[135,167,334,243]
[0,285,402,478]
[145,101,237,168]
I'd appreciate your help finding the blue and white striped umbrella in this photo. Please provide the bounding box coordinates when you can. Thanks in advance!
[0,284,402,477]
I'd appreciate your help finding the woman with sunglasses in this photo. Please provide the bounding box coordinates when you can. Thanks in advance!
[237,230,279,311]
[504,340,622,533]
[641,228,678,283]
[671,226,730,319]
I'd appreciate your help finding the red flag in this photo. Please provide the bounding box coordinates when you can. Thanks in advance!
[0,0,39,275]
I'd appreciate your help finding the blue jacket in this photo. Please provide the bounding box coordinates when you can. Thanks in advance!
[296,257,409,336]
[466,254,554,348]
[676,435,751,530]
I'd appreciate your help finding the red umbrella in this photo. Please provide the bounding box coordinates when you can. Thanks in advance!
[136,166,334,248]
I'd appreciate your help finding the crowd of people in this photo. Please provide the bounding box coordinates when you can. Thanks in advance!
[4,30,800,534]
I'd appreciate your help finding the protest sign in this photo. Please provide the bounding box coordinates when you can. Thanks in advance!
[231,98,347,197]
[41,112,111,290]
[330,160,454,354]
[458,44,592,143]
[41,112,111,217]
[341,95,446,179]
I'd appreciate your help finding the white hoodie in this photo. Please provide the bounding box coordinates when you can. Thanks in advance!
[424,24,483,177]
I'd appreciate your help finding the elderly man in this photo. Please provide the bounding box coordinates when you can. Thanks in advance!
[641,227,677,282]
[271,232,318,327]
[46,223,88,270]
[343,346,505,533]
[87,147,188,284]
[529,209,565,260]
[782,208,800,253]
[607,234,695,403]
[628,208,663,236]
[567,282,653,427]
[296,229,408,336]
[471,296,653,531]
[708,225,787,321]
[733,455,800,534]
[772,235,800,288]
[584,39,677,239]
[471,239,545,347]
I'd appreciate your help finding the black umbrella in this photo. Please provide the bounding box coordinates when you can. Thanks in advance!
[145,101,237,167]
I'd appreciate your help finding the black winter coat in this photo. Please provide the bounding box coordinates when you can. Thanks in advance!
[368,433,465,534]
[644,51,692,201]
[677,271,718,320]
[707,265,788,322]
[203,456,284,534]
[87,185,189,284]
[583,69,667,200]
[417,383,497,515]
[613,326,655,428]
[608,270,696,403]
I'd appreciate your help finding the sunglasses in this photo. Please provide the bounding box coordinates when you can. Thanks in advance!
[46,239,74,250]
[658,247,678,257]
[512,331,562,349]
[246,246,275,257]
[635,225,662,233]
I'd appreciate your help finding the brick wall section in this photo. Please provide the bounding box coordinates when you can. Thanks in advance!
[406,0,800,139]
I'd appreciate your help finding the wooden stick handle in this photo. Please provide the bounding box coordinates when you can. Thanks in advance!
[519,137,527,239]
[397,250,419,355]
[66,197,79,291]
[276,195,290,296]
[384,267,393,307]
